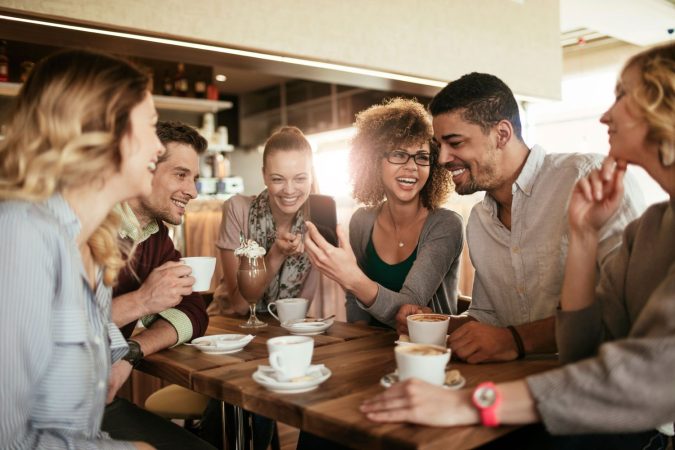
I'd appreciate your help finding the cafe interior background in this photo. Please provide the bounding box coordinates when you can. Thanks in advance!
[0,0,672,349]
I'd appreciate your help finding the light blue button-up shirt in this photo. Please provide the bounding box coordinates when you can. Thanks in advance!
[0,194,133,449]
[465,146,645,326]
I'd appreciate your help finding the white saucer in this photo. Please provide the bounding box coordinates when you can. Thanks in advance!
[281,319,334,336]
[380,370,466,390]
[189,334,254,354]
[252,364,331,393]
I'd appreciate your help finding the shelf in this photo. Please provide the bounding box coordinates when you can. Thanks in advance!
[0,81,20,96]
[0,82,233,113]
[153,95,233,113]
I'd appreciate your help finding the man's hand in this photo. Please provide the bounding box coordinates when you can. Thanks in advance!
[449,322,518,364]
[395,304,432,336]
[137,261,194,316]
[106,360,133,404]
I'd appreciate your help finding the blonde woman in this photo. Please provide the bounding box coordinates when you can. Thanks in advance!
[0,50,163,449]
[362,42,675,450]
[305,98,463,328]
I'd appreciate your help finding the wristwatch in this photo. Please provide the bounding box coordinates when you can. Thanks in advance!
[472,382,502,427]
[122,339,144,367]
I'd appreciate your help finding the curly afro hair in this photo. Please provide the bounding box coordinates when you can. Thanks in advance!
[349,97,452,209]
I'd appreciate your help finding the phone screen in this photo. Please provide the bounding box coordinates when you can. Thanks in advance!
[307,194,338,246]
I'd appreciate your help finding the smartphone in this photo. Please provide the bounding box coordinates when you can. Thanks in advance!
[307,194,338,246]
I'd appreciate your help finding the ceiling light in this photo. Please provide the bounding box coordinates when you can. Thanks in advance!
[0,14,447,88]
[215,74,227,82]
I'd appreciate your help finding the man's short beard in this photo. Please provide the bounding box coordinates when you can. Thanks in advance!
[140,200,182,226]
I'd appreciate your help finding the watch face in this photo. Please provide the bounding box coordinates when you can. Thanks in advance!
[474,386,497,408]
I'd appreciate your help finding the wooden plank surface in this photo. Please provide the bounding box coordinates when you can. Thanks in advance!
[140,317,560,449]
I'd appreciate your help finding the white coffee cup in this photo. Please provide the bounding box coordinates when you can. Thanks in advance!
[407,313,450,347]
[267,298,309,323]
[395,344,451,386]
[180,257,216,292]
[267,335,314,381]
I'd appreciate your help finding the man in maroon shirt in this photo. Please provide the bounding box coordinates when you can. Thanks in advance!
[102,121,214,449]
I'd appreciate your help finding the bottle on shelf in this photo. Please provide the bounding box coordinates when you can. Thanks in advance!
[162,69,174,96]
[174,63,189,97]
[20,61,34,83]
[207,83,219,100]
[0,41,9,83]
[194,70,207,99]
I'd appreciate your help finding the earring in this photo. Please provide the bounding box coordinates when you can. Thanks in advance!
[659,140,675,167]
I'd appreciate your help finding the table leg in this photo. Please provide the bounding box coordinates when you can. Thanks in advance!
[223,402,253,450]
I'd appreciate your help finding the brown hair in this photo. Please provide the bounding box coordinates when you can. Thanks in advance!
[350,97,451,209]
[156,121,208,163]
[0,48,150,286]
[623,42,675,166]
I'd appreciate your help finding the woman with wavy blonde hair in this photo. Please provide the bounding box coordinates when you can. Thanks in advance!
[0,49,163,449]
[362,42,675,450]
[305,98,464,328]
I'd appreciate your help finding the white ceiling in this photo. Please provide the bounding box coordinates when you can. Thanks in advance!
[561,0,675,46]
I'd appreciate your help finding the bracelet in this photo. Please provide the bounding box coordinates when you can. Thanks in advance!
[507,325,525,359]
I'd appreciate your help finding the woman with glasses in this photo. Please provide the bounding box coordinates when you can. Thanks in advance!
[305,98,463,328]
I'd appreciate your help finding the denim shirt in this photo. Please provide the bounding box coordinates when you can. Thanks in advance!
[0,195,132,449]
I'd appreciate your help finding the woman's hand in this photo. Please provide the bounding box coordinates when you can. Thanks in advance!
[304,222,358,287]
[360,379,478,426]
[273,230,304,257]
[568,157,627,235]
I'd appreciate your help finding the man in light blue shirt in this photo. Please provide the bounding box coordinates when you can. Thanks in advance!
[397,72,644,363]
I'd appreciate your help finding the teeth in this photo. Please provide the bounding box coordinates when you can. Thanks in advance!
[147,162,156,172]
[172,199,187,208]
[397,177,416,185]
[450,168,466,177]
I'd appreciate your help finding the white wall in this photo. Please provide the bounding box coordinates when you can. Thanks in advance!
[3,0,562,100]
[526,40,669,205]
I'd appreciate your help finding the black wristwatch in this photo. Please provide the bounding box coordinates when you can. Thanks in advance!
[122,339,144,367]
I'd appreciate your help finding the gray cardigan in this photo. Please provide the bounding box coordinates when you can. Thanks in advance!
[346,205,464,328]
[527,198,675,434]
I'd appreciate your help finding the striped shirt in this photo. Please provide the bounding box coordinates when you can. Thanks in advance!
[0,194,133,449]
[465,146,645,326]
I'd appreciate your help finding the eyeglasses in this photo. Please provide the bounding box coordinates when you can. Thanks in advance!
[385,150,432,166]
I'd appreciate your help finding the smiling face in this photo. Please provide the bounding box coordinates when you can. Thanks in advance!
[433,111,503,195]
[600,65,651,165]
[380,142,431,204]
[119,92,164,198]
[136,141,200,225]
[263,149,313,218]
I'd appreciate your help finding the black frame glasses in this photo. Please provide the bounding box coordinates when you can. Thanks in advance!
[385,150,432,166]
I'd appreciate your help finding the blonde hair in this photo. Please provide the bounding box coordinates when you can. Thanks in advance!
[0,49,149,285]
[350,97,451,209]
[624,42,675,166]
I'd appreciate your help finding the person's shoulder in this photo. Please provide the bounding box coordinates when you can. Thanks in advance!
[224,194,254,215]
[544,152,603,171]
[0,200,62,255]
[350,205,378,224]
[428,207,463,225]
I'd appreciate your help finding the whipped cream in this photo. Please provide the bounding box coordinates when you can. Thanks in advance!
[234,239,266,258]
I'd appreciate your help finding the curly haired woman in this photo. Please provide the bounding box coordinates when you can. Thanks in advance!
[305,98,464,328]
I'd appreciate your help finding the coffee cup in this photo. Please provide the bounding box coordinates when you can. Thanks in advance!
[267,335,314,381]
[395,344,451,386]
[267,298,309,324]
[180,257,216,292]
[407,313,449,347]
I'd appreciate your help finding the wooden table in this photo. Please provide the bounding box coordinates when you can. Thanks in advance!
[137,316,558,450]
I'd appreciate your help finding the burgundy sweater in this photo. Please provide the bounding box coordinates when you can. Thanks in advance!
[114,221,209,340]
